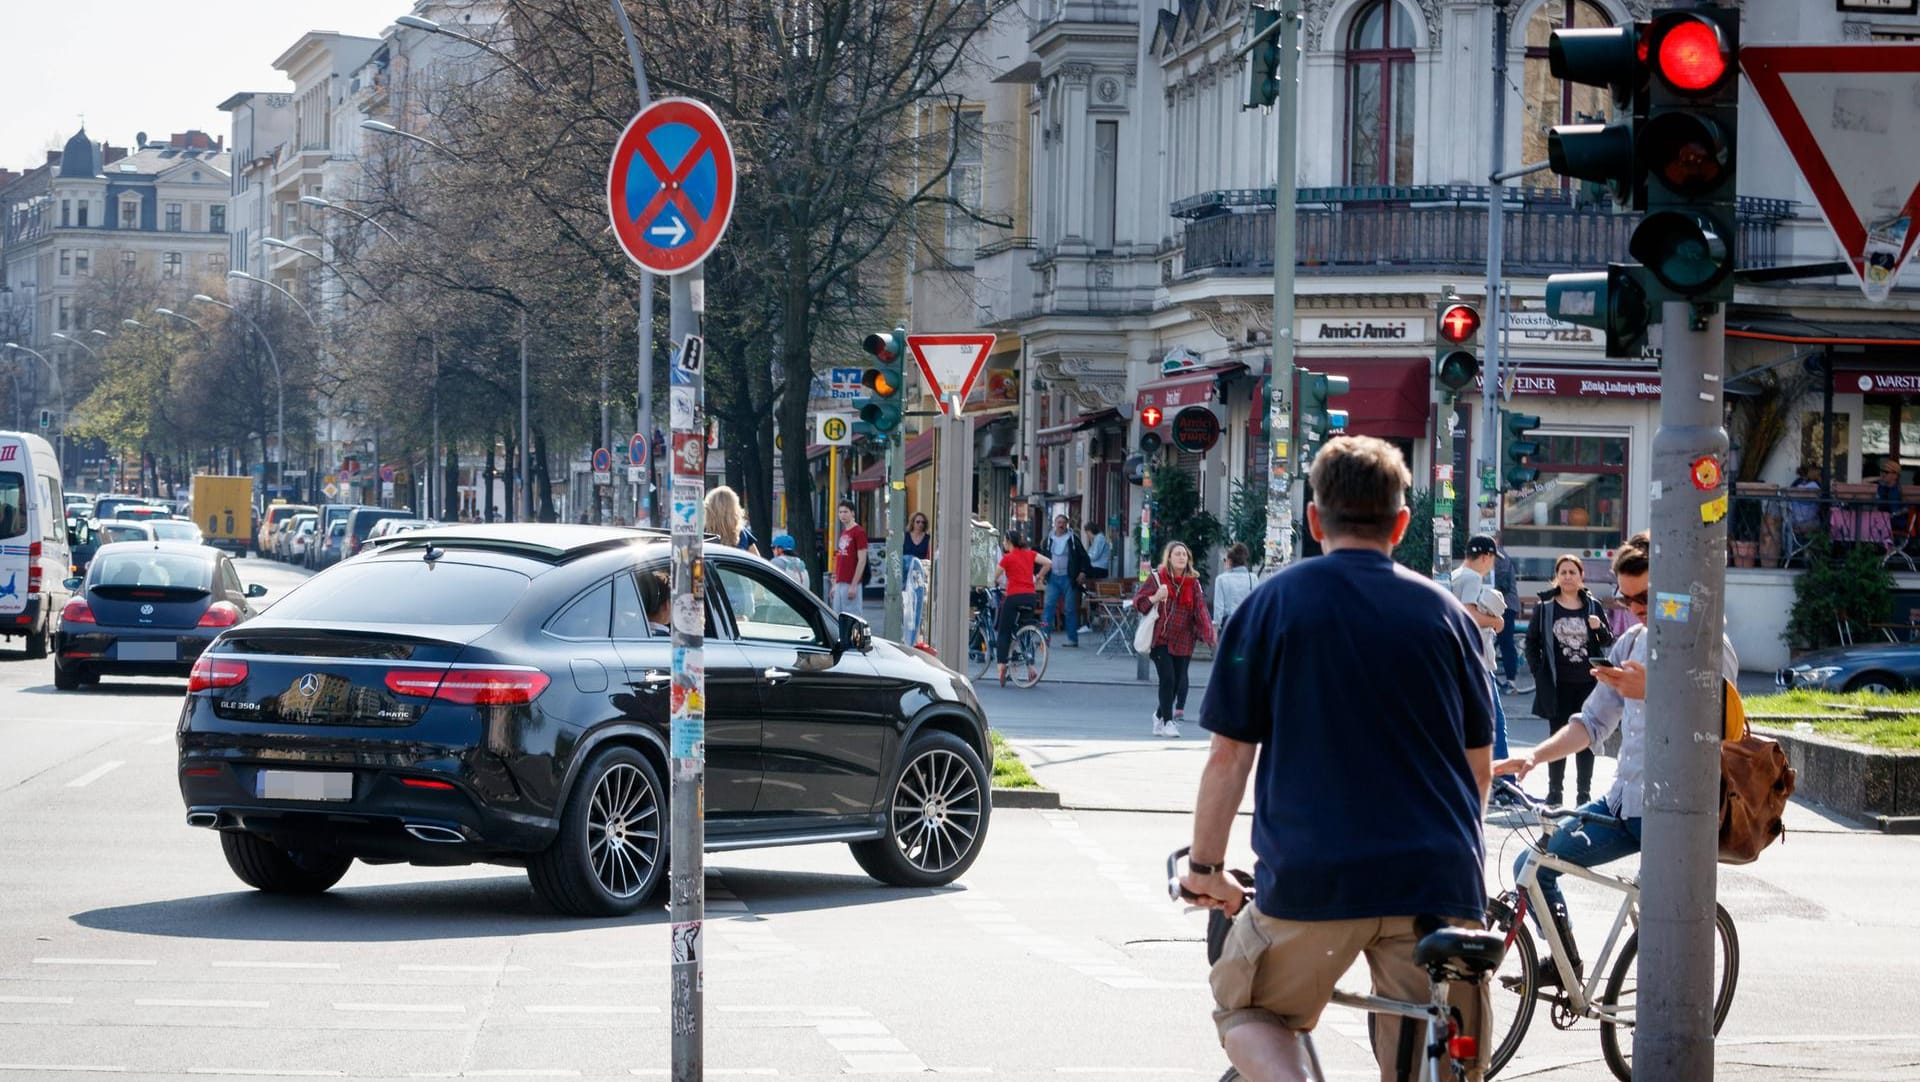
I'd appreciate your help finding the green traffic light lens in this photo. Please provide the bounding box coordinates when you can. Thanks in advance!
[1630,212,1730,293]
[1437,350,1479,392]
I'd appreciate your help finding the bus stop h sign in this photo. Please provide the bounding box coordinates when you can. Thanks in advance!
[607,98,736,275]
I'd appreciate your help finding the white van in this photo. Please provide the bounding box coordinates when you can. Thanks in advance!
[0,431,73,659]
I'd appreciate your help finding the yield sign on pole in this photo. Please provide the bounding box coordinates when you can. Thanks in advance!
[1742,45,1920,302]
[607,98,737,275]
[907,333,997,415]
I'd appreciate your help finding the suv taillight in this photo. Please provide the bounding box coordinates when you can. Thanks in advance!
[28,541,41,595]
[198,601,241,628]
[385,668,550,705]
[60,598,95,624]
[187,656,248,692]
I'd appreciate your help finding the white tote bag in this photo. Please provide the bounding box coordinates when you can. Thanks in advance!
[1133,572,1161,653]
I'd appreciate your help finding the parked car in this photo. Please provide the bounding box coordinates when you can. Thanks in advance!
[148,519,207,545]
[257,503,317,558]
[1776,642,1920,693]
[339,507,413,561]
[178,525,992,915]
[287,515,320,563]
[366,517,437,540]
[275,513,317,561]
[53,541,267,690]
[310,521,349,570]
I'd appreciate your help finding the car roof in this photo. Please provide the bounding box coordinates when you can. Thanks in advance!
[92,540,222,558]
[367,523,671,563]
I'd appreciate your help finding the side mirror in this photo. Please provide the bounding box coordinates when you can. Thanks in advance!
[838,611,873,653]
[63,577,82,592]
[246,583,269,598]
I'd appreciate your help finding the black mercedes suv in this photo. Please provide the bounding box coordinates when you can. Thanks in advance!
[177,525,992,916]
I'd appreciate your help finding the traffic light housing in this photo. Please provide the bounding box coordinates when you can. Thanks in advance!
[1546,22,1648,210]
[1628,7,1739,304]
[1244,7,1282,110]
[1503,410,1542,491]
[1434,295,1481,396]
[857,326,908,437]
[1297,368,1350,467]
[1139,404,1164,456]
[1545,263,1652,359]
[38,408,51,430]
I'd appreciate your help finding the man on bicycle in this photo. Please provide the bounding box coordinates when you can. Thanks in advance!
[1492,531,1738,987]
[1180,436,1494,1082]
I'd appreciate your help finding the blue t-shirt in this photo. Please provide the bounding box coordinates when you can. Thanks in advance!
[1199,548,1493,924]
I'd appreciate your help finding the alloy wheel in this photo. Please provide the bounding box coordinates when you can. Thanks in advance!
[587,762,661,899]
[888,747,984,875]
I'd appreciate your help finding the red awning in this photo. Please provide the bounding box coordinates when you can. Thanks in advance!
[849,429,936,491]
[1294,356,1429,440]
[1136,363,1247,414]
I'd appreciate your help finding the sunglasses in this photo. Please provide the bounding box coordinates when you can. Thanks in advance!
[1615,587,1650,607]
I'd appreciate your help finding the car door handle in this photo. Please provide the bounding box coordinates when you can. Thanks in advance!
[762,667,793,685]
[632,670,670,691]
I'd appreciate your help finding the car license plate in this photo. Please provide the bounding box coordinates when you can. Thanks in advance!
[119,641,177,662]
[256,770,353,802]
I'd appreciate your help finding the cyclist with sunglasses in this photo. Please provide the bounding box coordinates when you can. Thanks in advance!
[1491,531,1737,988]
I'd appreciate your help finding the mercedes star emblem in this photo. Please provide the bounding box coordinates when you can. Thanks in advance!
[298,674,321,698]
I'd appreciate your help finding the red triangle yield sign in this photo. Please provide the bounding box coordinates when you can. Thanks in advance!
[906,333,997,415]
[1742,45,1920,301]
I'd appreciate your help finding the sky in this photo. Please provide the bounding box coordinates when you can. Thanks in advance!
[0,0,411,171]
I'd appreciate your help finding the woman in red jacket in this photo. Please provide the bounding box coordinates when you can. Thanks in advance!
[1134,540,1214,737]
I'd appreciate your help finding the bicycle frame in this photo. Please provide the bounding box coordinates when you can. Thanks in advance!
[1509,817,1640,1027]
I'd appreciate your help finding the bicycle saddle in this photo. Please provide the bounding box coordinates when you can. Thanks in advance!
[1413,927,1508,977]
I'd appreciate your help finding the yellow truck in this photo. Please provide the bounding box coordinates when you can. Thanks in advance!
[191,476,255,556]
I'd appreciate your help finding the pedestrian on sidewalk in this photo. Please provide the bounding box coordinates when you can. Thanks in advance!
[769,533,809,588]
[1493,538,1523,695]
[1075,522,1111,636]
[993,530,1051,686]
[1135,540,1214,737]
[1523,554,1613,806]
[1042,514,1089,647]
[1211,542,1257,637]
[704,485,762,557]
[830,500,868,616]
[1450,535,1512,768]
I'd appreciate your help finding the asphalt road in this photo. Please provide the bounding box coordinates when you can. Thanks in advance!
[0,559,1916,1080]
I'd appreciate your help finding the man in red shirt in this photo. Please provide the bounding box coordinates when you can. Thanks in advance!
[831,500,868,615]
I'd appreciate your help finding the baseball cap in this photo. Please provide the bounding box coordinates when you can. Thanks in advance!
[1465,535,1498,557]
[772,533,797,551]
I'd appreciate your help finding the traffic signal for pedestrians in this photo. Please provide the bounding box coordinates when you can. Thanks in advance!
[1627,6,1739,303]
[1297,368,1350,466]
[1503,410,1542,491]
[1546,20,1648,210]
[1545,263,1652,359]
[38,408,51,430]
[856,326,907,437]
[1244,6,1282,110]
[1434,294,1481,396]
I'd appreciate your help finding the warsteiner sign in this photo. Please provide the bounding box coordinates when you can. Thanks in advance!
[1172,406,1222,453]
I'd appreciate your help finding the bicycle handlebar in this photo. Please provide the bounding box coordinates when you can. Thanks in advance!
[1493,777,1626,830]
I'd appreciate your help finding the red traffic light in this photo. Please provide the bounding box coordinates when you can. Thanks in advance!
[1439,303,1481,344]
[1655,17,1728,93]
[862,332,899,363]
[1140,406,1164,428]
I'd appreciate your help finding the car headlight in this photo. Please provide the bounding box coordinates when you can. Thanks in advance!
[1793,666,1844,687]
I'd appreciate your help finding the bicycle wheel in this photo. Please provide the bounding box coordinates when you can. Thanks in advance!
[1484,899,1540,1078]
[1010,626,1048,687]
[969,619,992,680]
[1597,903,1740,1082]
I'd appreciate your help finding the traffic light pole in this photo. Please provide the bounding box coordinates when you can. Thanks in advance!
[1638,302,1729,1081]
[1432,388,1455,582]
[1260,0,1302,573]
[1481,1,1510,538]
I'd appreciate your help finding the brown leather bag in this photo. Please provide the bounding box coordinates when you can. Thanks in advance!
[1718,682,1796,864]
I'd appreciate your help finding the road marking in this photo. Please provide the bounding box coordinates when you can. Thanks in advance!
[399,964,529,973]
[843,1055,930,1074]
[1054,1071,1201,1076]
[186,1070,346,1077]
[66,761,125,788]
[0,996,73,1005]
[0,1066,127,1074]
[827,1038,907,1053]
[145,733,174,746]
[212,960,340,970]
[332,1002,465,1013]
[630,1071,777,1077]
[32,958,156,967]
[136,998,268,1010]
[524,1005,659,1015]
[412,1073,581,1079]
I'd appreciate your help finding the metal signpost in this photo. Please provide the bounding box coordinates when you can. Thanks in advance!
[608,89,736,1081]
[907,335,995,670]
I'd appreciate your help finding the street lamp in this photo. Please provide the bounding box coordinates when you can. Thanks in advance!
[50,332,100,360]
[227,270,318,328]
[394,14,545,92]
[3,341,64,467]
[262,237,366,302]
[191,294,285,499]
[299,195,399,244]
[152,307,204,332]
[360,120,459,158]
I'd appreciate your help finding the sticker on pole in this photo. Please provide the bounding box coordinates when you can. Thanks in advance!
[907,333,996,414]
[1742,46,1920,302]
[607,99,736,275]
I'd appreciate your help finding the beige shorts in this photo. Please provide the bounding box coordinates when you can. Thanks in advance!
[1210,908,1490,1082]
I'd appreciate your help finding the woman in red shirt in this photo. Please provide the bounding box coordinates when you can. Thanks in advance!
[993,530,1052,686]
[1134,541,1214,737]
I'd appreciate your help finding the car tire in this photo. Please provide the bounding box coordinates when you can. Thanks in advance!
[24,613,48,661]
[219,831,353,894]
[1844,671,1902,694]
[528,745,666,917]
[52,657,80,691]
[850,730,991,888]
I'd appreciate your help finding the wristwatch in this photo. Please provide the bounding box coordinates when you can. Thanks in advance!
[1187,857,1223,876]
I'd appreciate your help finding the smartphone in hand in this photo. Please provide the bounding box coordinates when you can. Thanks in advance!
[1590,657,1618,669]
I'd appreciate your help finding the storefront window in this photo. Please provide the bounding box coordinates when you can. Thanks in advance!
[1802,412,1850,484]
[1500,432,1629,552]
[1860,398,1920,479]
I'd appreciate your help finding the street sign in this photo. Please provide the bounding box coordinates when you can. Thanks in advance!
[592,447,613,482]
[628,466,645,483]
[1742,45,1920,301]
[907,333,996,413]
[322,483,340,499]
[607,98,737,276]
[1172,406,1221,453]
[816,411,854,446]
[629,432,650,467]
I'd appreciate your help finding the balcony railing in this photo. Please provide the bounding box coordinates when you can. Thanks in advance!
[1178,186,1791,278]
[1029,0,1136,36]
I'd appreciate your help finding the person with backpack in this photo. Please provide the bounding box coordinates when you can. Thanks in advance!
[1135,541,1215,737]
[1211,543,1257,636]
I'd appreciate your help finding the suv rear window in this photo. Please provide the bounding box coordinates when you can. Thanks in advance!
[270,560,530,625]
[0,472,23,540]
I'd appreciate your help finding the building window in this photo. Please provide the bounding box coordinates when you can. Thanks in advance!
[1500,431,1629,552]
[59,249,71,276]
[57,297,71,331]
[1520,0,1614,194]
[122,251,137,274]
[1804,412,1851,486]
[1092,120,1118,253]
[162,251,182,278]
[946,110,984,265]
[1343,0,1417,187]
[61,200,71,227]
[208,253,227,275]
[165,203,182,231]
[210,204,226,233]
[77,202,89,228]
[119,198,140,230]
[74,250,89,277]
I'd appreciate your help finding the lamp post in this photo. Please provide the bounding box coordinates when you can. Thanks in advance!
[3,341,63,468]
[153,307,204,332]
[49,331,100,361]
[300,194,399,244]
[394,14,546,92]
[360,120,458,158]
[227,270,318,328]
[263,237,367,303]
[191,294,285,499]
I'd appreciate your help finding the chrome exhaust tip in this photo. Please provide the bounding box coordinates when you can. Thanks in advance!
[185,811,219,829]
[404,823,466,844]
